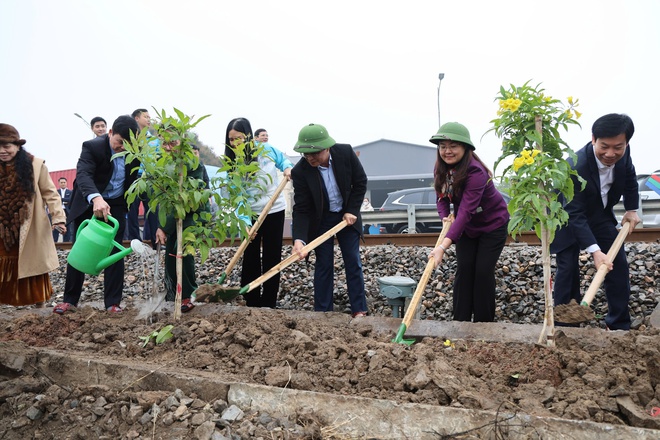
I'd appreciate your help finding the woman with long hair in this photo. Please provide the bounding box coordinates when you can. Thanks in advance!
[429,122,509,322]
[0,123,66,306]
[223,117,292,308]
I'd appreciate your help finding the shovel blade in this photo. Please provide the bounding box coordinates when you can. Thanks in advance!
[194,284,242,302]
[392,323,416,345]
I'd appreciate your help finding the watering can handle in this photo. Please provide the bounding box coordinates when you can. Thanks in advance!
[76,218,90,240]
[106,215,119,232]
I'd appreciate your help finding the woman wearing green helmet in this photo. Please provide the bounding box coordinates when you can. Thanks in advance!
[429,122,509,322]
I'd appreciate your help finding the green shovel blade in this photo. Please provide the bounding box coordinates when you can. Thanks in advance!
[392,323,415,345]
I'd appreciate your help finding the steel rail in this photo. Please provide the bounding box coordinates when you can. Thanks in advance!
[54,228,660,251]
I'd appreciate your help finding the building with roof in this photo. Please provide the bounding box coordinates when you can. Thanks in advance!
[287,139,436,209]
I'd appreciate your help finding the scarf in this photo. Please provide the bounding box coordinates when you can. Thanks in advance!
[0,159,33,251]
[437,168,455,201]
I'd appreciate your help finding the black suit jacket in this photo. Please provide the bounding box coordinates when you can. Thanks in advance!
[68,134,139,222]
[551,142,638,253]
[291,143,368,242]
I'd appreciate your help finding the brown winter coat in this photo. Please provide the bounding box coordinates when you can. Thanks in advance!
[18,158,66,279]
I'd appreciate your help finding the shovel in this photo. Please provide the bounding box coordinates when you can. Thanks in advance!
[218,177,289,285]
[195,178,289,302]
[554,222,631,324]
[393,216,453,345]
[238,219,349,296]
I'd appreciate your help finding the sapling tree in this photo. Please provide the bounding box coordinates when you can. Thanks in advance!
[121,108,262,320]
[487,81,584,346]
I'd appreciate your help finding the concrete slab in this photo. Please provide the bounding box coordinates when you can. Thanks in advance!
[5,300,633,347]
[8,346,656,439]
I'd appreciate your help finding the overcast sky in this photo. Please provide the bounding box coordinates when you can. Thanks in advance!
[2,0,658,175]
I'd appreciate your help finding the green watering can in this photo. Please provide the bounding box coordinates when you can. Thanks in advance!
[67,215,143,275]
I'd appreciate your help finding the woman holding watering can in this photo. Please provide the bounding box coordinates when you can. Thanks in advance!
[0,123,66,306]
[429,122,509,322]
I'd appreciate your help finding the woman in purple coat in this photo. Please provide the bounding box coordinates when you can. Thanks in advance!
[429,122,509,322]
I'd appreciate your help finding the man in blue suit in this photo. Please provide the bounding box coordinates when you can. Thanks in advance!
[551,114,641,330]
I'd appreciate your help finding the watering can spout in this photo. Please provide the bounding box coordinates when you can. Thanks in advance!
[95,243,134,273]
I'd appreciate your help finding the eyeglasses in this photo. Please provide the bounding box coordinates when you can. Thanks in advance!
[438,143,463,152]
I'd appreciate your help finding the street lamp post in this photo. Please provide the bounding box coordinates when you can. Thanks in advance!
[73,113,90,127]
[437,73,445,128]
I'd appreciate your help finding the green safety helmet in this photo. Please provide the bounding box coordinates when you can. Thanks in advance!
[293,123,336,153]
[429,122,475,150]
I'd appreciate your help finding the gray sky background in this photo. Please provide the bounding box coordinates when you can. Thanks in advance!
[2,0,658,176]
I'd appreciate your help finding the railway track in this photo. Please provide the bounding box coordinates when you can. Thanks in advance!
[55,228,660,250]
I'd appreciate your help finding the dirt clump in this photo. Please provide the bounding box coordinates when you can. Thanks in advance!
[1,305,660,438]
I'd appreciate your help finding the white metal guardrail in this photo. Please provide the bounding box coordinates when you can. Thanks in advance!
[361,197,660,232]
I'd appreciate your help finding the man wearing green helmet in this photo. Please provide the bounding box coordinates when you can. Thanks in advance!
[429,122,510,322]
[291,123,369,318]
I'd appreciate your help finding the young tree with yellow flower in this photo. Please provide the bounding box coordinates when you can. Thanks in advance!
[487,81,583,346]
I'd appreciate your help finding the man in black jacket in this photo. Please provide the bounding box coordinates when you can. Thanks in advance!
[291,123,368,317]
[54,115,139,314]
[551,113,640,330]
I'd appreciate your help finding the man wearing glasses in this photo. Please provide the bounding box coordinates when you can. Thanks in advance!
[291,123,369,318]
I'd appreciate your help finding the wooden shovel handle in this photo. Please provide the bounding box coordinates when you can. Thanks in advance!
[242,219,349,293]
[581,222,630,306]
[401,217,453,329]
[223,177,289,277]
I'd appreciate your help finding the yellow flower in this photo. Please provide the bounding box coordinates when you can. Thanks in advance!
[574,110,582,119]
[513,157,525,172]
[531,149,541,158]
[525,157,534,165]
[544,96,552,102]
[567,96,574,105]
[510,99,522,112]
[565,110,573,119]
[521,150,531,158]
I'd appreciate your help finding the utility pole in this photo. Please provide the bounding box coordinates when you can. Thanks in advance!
[437,73,445,127]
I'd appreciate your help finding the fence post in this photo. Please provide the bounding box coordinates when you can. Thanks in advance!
[407,204,417,233]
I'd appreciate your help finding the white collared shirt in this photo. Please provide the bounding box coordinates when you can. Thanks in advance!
[595,156,614,208]
[318,154,343,212]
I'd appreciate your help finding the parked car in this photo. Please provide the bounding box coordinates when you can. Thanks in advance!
[379,187,439,234]
[613,171,660,228]
[378,186,511,234]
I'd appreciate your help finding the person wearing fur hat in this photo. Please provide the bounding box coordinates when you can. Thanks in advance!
[291,123,369,318]
[429,122,510,322]
[0,123,67,306]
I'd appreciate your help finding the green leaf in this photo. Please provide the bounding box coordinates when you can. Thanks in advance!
[155,325,174,344]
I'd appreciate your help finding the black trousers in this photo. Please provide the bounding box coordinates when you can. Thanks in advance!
[63,199,127,309]
[553,222,631,330]
[452,224,508,322]
[241,210,285,308]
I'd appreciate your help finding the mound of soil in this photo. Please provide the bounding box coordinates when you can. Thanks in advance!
[1,304,660,438]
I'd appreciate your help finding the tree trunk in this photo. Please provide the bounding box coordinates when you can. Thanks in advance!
[534,115,555,347]
[173,169,184,321]
[174,217,183,321]
[538,223,555,347]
